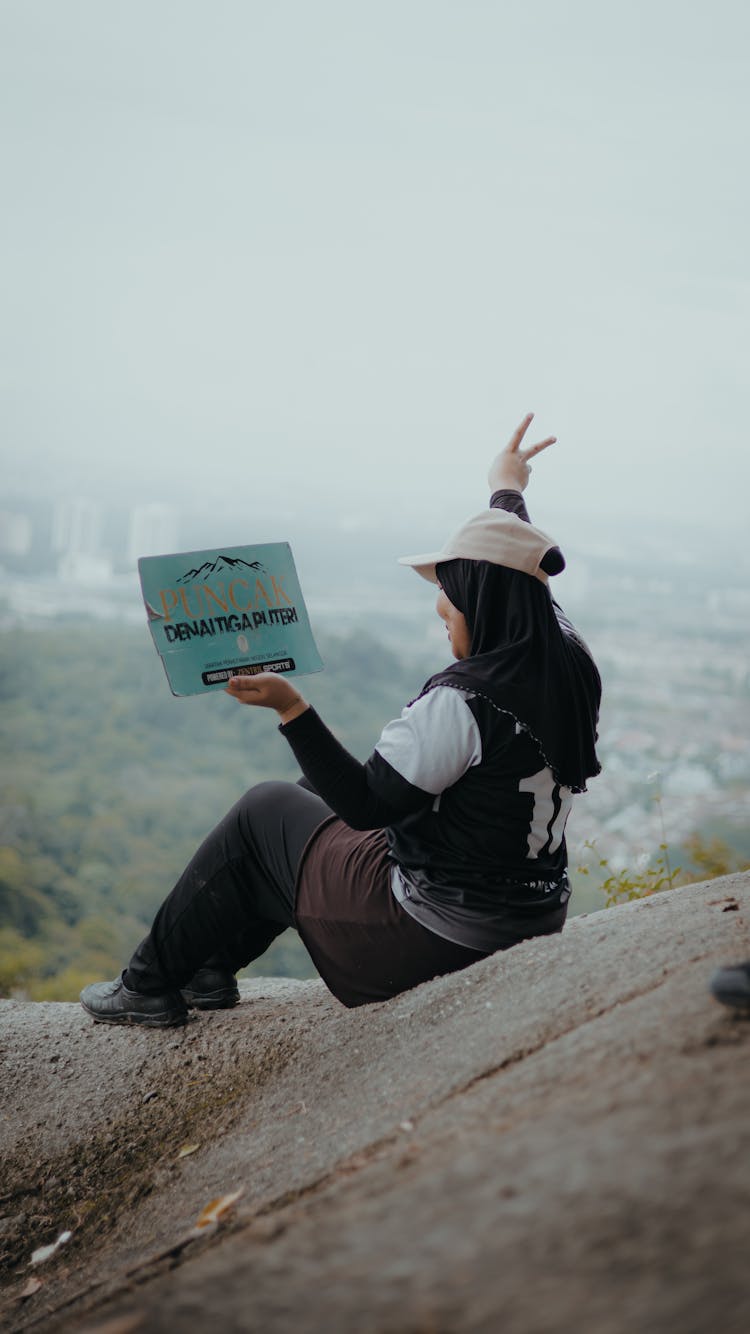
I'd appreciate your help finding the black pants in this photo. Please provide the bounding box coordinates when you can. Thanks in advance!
[125,782,332,994]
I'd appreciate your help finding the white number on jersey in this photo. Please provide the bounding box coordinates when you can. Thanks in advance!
[518,769,572,859]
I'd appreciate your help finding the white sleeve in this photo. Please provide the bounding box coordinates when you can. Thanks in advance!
[374,687,482,796]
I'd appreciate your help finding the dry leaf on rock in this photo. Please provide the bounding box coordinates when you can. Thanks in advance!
[193,1189,244,1230]
[177,1143,201,1159]
[18,1276,43,1300]
[30,1230,72,1265]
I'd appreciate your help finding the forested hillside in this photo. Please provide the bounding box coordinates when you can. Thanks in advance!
[3,619,745,1002]
[0,623,431,998]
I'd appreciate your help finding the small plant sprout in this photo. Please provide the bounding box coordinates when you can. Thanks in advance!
[575,774,681,909]
[647,771,676,891]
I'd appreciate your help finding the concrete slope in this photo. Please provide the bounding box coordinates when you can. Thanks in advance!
[1,873,749,1333]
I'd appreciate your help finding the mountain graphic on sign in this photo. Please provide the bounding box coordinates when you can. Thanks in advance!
[177,556,267,584]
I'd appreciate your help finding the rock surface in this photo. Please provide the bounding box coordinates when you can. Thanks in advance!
[1,873,749,1333]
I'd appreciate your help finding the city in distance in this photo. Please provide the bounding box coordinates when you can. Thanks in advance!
[2,485,747,872]
[0,488,748,997]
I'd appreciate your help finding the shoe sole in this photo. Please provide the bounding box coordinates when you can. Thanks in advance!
[181,990,240,1011]
[80,1000,188,1028]
[710,989,750,1011]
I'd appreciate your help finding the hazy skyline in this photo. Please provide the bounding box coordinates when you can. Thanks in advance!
[2,1,748,549]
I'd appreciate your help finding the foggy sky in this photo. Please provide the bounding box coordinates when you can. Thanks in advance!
[2,0,748,550]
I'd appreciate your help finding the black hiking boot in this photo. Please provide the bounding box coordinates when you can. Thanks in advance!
[80,975,188,1028]
[709,960,750,1012]
[180,967,240,1011]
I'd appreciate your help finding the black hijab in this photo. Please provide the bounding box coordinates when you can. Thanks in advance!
[420,559,601,793]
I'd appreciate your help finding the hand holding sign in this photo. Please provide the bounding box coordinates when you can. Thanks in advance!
[225,672,309,724]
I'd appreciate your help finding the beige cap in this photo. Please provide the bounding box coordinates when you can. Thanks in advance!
[398,508,560,585]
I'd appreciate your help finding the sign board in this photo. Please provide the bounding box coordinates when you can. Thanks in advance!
[138,543,323,697]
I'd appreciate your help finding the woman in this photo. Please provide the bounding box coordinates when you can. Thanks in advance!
[81,415,601,1027]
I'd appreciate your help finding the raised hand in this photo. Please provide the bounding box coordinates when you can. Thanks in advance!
[487,413,556,494]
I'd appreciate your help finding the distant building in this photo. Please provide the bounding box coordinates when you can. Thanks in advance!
[52,498,112,584]
[52,498,103,557]
[0,510,32,557]
[127,503,178,566]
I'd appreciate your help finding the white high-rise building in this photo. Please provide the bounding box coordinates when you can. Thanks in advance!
[52,498,112,584]
[52,498,102,557]
[127,503,178,566]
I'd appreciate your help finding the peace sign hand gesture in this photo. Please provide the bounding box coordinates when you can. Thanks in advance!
[487,413,556,494]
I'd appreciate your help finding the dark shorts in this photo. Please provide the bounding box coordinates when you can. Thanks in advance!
[295,818,486,1008]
